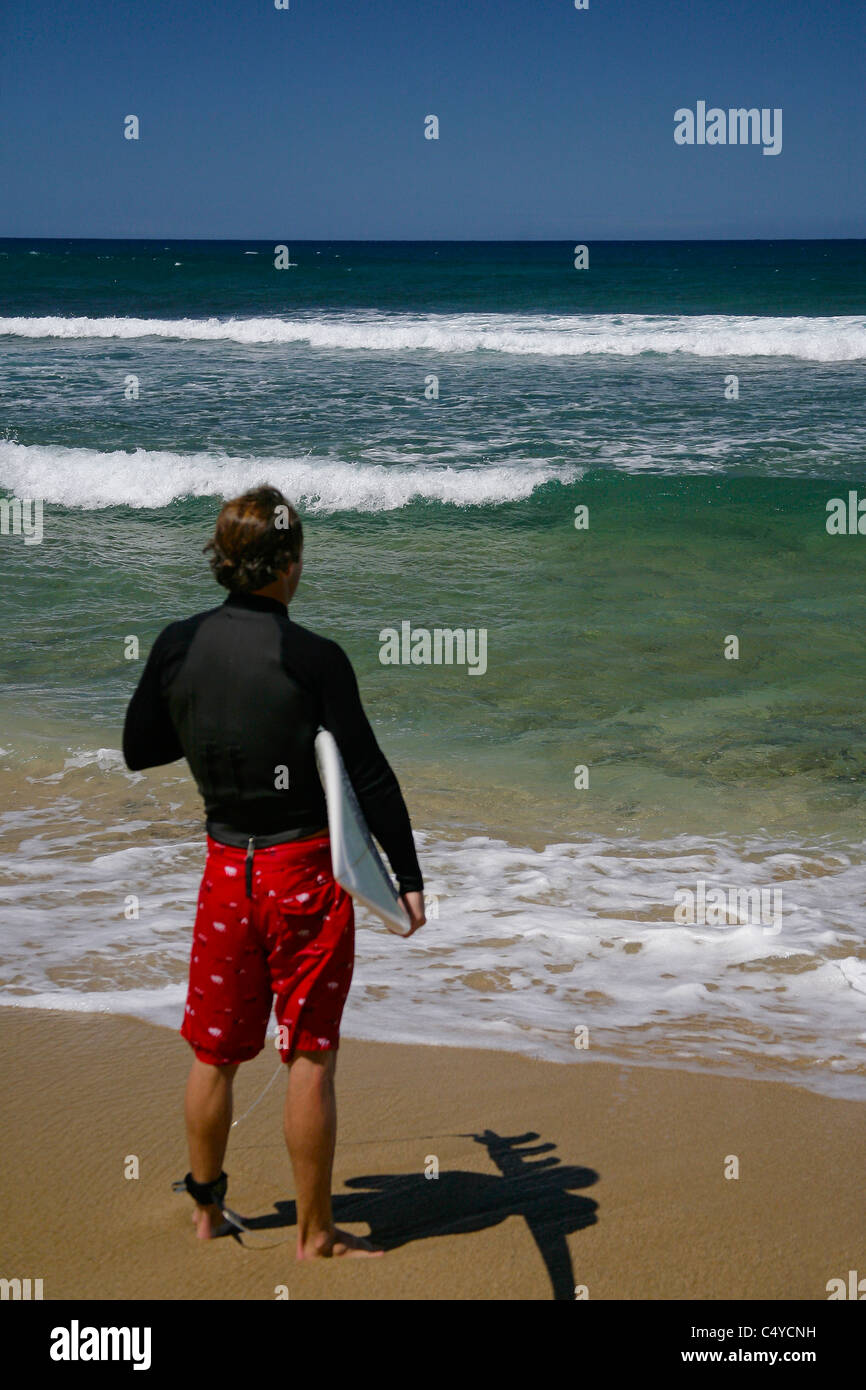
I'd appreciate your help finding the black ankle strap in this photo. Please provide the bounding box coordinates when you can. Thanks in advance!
[174,1170,228,1207]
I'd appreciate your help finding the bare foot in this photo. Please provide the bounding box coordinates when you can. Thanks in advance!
[192,1203,226,1240]
[297,1227,384,1260]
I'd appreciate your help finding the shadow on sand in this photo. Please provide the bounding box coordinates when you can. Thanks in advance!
[233,1129,599,1300]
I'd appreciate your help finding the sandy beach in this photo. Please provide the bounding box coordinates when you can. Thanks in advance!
[1,1007,863,1302]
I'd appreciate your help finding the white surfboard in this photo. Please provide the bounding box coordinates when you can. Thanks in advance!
[314,728,412,936]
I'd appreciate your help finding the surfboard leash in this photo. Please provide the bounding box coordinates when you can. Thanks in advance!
[172,1170,295,1249]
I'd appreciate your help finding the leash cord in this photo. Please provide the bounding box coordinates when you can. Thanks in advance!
[230,1056,284,1129]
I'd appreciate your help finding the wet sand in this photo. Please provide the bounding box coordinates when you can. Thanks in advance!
[1,1007,863,1301]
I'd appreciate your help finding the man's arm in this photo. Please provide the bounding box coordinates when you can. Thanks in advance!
[320,643,423,895]
[122,626,184,771]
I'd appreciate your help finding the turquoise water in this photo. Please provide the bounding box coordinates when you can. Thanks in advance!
[2,480,865,844]
[1,240,865,1096]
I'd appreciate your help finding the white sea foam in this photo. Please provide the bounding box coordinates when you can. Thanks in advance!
[1,776,864,1098]
[1,311,864,359]
[0,440,577,511]
[0,985,184,1025]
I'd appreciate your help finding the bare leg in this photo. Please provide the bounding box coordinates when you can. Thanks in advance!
[184,1057,239,1239]
[284,1049,382,1259]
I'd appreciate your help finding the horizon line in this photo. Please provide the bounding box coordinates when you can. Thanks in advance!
[1,235,864,245]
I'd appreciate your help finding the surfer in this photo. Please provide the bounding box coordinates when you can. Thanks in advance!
[122,485,425,1258]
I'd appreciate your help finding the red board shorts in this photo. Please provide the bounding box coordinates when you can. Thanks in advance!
[181,834,354,1066]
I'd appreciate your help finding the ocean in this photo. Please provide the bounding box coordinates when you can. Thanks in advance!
[1,238,865,1099]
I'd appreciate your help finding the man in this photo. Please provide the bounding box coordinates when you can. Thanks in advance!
[122,485,425,1259]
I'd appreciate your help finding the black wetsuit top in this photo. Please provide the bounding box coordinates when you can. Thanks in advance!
[121,591,423,893]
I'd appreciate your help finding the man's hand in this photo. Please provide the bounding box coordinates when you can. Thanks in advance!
[399,891,426,936]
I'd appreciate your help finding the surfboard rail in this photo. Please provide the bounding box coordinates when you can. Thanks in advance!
[314,728,412,936]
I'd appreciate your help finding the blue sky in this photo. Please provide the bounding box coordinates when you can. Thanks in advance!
[0,0,863,239]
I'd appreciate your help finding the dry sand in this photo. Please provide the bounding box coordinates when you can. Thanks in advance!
[1,1008,863,1301]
